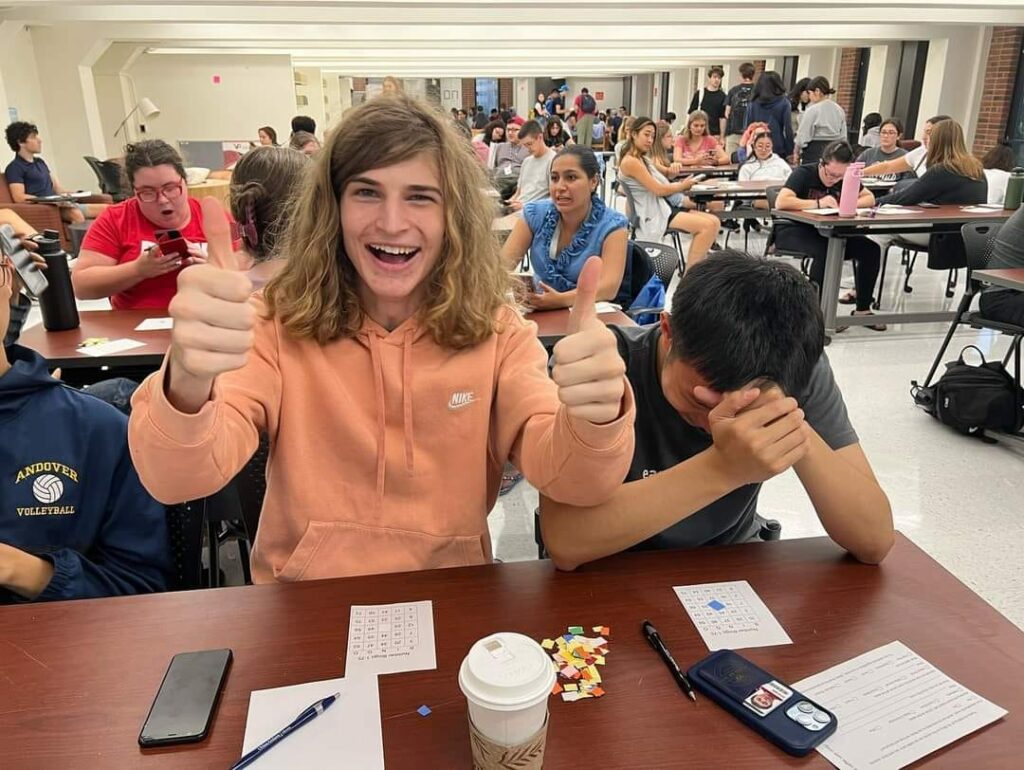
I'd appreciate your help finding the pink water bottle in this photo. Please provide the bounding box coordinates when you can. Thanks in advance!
[838,162,864,218]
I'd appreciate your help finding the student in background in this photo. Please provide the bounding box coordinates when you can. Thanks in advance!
[506,120,556,211]
[544,118,572,150]
[651,122,683,178]
[789,78,812,132]
[540,251,894,570]
[862,114,952,179]
[501,146,630,309]
[689,66,728,144]
[738,132,791,183]
[457,108,470,128]
[745,70,795,161]
[0,256,170,602]
[794,77,847,165]
[573,88,599,150]
[482,120,506,146]
[979,205,1024,326]
[289,131,320,156]
[381,76,403,95]
[491,118,528,200]
[675,110,731,167]
[290,115,316,139]
[4,121,109,225]
[775,141,882,328]
[859,113,883,149]
[613,116,635,158]
[610,106,628,144]
[724,62,757,156]
[472,105,489,130]
[257,126,279,147]
[856,118,910,179]
[230,146,309,290]
[73,140,235,310]
[128,95,635,583]
[618,117,720,265]
[981,142,1014,205]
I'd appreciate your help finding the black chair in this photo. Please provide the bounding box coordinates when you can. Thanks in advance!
[83,156,129,202]
[622,239,683,319]
[921,222,1023,414]
[880,236,959,307]
[764,185,812,275]
[233,435,270,557]
[165,500,208,590]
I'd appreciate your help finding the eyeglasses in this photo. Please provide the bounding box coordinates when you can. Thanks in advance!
[134,182,184,203]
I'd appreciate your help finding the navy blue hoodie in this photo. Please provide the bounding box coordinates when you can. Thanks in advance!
[1,346,170,602]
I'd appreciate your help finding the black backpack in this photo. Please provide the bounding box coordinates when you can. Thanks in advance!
[911,346,1023,438]
[580,93,597,114]
[727,85,753,134]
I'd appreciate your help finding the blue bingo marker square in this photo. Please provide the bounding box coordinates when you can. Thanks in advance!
[707,599,726,611]
[417,705,432,717]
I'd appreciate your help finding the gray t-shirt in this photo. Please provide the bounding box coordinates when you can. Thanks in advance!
[857,146,911,180]
[612,324,858,550]
[493,142,529,175]
[517,149,555,204]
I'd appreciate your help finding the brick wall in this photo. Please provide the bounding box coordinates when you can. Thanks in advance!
[972,26,1023,157]
[352,77,367,92]
[461,78,476,111]
[835,48,862,118]
[498,78,514,110]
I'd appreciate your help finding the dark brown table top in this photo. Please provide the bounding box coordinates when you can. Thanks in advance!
[526,307,636,346]
[673,163,739,179]
[975,267,1024,292]
[776,204,1011,229]
[18,309,170,369]
[1,534,1020,769]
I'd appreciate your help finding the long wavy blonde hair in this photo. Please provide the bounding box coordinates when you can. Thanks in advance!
[264,94,510,348]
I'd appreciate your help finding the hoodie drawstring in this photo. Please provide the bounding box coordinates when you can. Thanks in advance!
[403,330,414,474]
[368,334,387,499]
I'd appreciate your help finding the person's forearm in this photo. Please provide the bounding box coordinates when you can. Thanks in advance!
[794,432,894,564]
[777,193,819,211]
[72,260,145,299]
[719,118,726,139]
[540,449,739,570]
[857,190,876,208]
[165,357,216,414]
[0,544,54,600]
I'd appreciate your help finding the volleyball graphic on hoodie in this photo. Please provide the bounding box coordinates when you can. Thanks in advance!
[33,474,64,504]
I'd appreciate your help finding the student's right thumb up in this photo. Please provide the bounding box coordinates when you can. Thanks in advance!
[168,263,256,380]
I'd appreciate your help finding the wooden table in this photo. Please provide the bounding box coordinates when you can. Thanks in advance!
[976,267,1024,291]
[775,206,1011,333]
[186,179,231,208]
[18,309,170,370]
[527,306,636,346]
[1,534,1020,768]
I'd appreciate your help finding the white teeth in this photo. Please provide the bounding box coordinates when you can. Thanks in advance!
[371,244,416,256]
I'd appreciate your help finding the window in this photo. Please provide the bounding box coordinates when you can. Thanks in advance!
[475,78,498,115]
[1006,44,1024,166]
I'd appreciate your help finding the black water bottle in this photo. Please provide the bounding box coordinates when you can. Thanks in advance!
[36,230,80,332]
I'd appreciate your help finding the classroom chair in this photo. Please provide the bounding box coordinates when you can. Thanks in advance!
[618,179,687,262]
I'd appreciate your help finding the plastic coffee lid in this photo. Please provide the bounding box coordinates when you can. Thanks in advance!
[459,632,556,711]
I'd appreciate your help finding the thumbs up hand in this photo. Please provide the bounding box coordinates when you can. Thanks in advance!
[550,256,626,424]
[167,198,255,402]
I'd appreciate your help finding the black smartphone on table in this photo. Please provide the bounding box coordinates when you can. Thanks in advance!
[138,648,232,747]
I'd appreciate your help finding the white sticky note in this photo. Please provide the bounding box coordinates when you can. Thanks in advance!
[77,338,146,357]
[795,641,1007,770]
[134,317,173,331]
[594,302,620,315]
[241,675,383,770]
[346,600,436,676]
[805,207,840,215]
[673,580,792,651]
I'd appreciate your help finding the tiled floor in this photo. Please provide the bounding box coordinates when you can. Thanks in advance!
[490,251,1024,631]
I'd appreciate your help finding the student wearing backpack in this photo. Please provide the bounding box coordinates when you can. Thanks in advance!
[724,63,757,156]
[574,88,599,149]
[745,71,795,161]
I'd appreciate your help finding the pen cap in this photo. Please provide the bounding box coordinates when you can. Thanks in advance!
[459,632,555,747]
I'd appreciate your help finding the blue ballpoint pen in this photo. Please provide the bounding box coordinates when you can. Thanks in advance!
[230,691,342,770]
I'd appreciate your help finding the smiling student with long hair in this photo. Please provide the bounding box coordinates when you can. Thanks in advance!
[128,95,635,583]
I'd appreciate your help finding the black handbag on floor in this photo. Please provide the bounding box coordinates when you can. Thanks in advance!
[911,345,1023,437]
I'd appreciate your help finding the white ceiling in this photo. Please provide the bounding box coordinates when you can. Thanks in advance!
[4,0,1024,76]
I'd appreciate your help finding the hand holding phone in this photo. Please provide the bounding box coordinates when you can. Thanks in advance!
[155,229,190,259]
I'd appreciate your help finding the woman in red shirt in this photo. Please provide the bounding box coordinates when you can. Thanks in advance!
[73,140,234,310]
[674,110,730,167]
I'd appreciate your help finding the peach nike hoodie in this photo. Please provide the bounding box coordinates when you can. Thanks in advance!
[129,304,635,583]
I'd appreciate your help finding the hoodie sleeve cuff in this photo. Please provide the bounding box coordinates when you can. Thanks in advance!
[32,551,76,602]
[141,362,220,446]
[561,377,636,451]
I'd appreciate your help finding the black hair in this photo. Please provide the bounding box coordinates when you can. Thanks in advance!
[743,132,774,164]
[258,125,278,145]
[5,121,38,153]
[879,117,904,136]
[123,139,186,186]
[739,62,756,79]
[820,140,855,164]
[708,66,725,78]
[789,77,811,109]
[982,142,1015,172]
[661,111,677,123]
[861,113,882,133]
[753,71,787,103]
[482,120,506,145]
[554,145,601,181]
[290,115,316,134]
[807,76,835,96]
[519,119,544,140]
[581,87,590,94]
[668,250,824,395]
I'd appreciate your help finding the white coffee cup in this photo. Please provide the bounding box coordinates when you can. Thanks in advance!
[459,632,556,746]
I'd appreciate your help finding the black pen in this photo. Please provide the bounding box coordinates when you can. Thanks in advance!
[642,620,696,703]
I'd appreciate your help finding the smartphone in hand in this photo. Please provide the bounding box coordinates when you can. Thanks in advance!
[154,229,189,260]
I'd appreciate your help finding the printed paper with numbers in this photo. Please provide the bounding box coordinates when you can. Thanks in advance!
[345,600,436,676]
[673,580,793,651]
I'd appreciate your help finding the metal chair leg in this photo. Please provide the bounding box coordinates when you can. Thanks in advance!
[922,292,972,387]
[903,249,917,293]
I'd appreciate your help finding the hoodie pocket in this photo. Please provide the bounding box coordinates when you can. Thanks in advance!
[274,520,487,582]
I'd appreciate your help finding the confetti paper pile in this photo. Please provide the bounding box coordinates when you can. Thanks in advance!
[542,625,610,702]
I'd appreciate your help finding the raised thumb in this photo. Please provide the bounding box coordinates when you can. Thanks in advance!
[567,255,602,334]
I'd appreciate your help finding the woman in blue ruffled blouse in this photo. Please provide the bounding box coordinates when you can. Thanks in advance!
[501,146,629,310]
